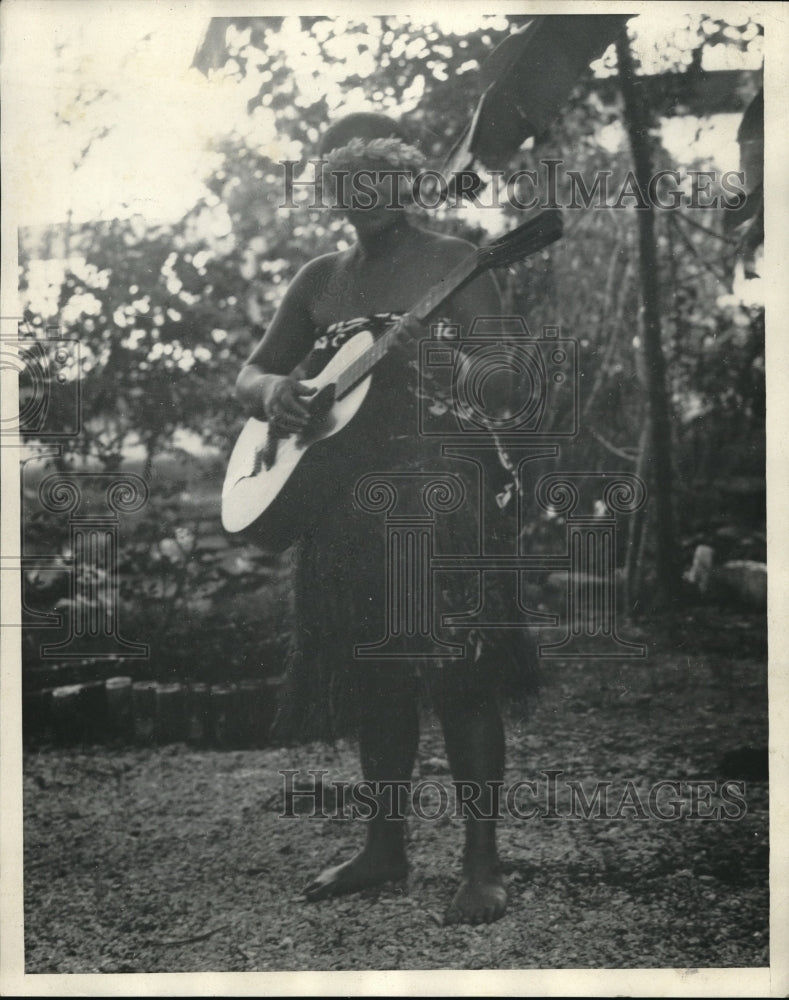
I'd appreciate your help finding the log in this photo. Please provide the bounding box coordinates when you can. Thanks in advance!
[50,681,106,744]
[210,684,242,749]
[131,681,157,745]
[105,676,133,742]
[239,680,270,748]
[23,688,53,746]
[154,683,187,744]
[186,683,212,746]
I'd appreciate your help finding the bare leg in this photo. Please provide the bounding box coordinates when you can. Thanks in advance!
[436,687,508,925]
[304,666,418,901]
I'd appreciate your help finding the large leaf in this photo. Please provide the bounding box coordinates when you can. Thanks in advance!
[443,14,632,173]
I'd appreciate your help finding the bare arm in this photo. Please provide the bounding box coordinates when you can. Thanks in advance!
[235,258,329,428]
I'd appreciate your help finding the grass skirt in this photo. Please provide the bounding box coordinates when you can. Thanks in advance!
[269,450,540,745]
[268,313,541,744]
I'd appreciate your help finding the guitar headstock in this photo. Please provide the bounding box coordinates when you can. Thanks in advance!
[477,208,564,270]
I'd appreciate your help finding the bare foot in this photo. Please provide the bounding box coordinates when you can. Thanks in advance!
[304,848,408,902]
[444,869,508,925]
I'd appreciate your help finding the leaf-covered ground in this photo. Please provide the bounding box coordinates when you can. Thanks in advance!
[23,612,769,973]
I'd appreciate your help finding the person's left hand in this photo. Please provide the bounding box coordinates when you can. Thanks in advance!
[388,313,425,361]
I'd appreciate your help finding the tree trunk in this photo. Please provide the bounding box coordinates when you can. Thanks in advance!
[616,31,678,606]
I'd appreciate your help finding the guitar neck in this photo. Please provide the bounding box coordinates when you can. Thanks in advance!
[331,208,563,400]
[333,254,480,400]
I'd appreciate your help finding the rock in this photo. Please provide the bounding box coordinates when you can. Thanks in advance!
[717,560,767,610]
[684,545,715,594]
[683,546,767,609]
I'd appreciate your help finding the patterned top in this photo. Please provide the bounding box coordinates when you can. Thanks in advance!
[299,312,519,509]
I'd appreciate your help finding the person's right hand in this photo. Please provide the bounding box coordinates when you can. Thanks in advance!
[260,375,317,434]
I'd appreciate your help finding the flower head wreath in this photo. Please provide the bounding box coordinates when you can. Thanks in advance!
[324,135,426,174]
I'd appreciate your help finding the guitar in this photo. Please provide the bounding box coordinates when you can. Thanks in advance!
[221,208,563,551]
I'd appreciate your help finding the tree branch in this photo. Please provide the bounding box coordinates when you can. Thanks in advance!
[587,425,638,462]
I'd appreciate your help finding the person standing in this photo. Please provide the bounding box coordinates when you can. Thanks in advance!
[236,112,535,924]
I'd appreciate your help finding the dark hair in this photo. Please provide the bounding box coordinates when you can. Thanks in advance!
[319,112,412,156]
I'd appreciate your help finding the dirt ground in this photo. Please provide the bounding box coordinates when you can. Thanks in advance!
[22,611,769,973]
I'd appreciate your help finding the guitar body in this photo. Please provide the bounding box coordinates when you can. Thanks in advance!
[221,331,374,551]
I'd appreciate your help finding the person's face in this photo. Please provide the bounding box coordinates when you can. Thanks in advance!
[328,155,411,235]
[345,204,401,235]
